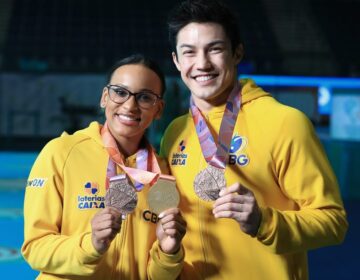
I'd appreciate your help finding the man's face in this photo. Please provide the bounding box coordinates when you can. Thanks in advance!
[173,22,242,111]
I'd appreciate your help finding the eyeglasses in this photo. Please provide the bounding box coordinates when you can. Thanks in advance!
[106,85,162,109]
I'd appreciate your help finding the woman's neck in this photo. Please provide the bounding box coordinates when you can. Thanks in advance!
[116,135,143,158]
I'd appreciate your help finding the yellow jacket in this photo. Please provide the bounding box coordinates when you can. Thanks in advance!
[22,122,183,280]
[160,79,348,279]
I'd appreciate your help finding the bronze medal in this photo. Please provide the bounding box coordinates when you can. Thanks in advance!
[105,174,138,214]
[194,164,226,201]
[147,176,180,215]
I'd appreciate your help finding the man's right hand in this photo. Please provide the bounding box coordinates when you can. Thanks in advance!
[91,207,122,254]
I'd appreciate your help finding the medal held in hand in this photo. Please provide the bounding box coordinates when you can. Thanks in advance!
[105,174,138,214]
[102,123,162,214]
[147,175,180,215]
[194,164,226,201]
[191,82,241,201]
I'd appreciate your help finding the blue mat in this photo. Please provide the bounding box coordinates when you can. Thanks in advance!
[0,152,37,179]
[0,189,38,278]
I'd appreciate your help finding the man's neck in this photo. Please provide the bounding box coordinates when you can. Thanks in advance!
[192,88,233,114]
[191,77,240,113]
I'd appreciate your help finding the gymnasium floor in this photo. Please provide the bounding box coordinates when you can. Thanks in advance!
[0,152,358,279]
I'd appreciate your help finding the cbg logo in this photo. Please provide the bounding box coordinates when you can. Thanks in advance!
[228,135,249,166]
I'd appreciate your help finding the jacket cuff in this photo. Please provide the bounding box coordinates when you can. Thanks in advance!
[152,240,184,265]
[79,232,102,261]
[256,207,279,245]
[256,207,275,242]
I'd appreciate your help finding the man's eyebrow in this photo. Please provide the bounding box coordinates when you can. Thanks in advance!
[179,44,194,49]
[178,40,226,49]
[207,40,226,46]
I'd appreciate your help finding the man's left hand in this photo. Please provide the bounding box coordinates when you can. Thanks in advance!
[213,183,262,237]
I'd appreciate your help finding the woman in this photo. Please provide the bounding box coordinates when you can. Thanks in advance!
[22,54,186,279]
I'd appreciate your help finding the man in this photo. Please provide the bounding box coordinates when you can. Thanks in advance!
[160,0,348,279]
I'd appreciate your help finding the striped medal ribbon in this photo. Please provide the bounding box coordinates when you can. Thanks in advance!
[101,122,160,213]
[191,82,241,201]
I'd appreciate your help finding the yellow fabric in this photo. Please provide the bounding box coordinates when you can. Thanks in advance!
[160,79,348,280]
[22,122,183,280]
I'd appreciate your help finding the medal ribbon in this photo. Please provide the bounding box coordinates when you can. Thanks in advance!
[190,82,241,169]
[101,122,161,191]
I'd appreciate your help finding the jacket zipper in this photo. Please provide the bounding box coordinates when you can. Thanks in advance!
[113,216,128,280]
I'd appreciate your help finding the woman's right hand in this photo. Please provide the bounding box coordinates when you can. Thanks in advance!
[91,207,122,254]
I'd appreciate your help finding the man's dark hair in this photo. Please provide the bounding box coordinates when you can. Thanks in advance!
[167,0,242,55]
[107,54,166,96]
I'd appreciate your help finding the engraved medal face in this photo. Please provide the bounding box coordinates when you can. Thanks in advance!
[194,164,226,201]
[105,175,138,214]
[147,177,180,215]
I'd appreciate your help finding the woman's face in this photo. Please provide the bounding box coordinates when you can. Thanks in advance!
[100,64,164,144]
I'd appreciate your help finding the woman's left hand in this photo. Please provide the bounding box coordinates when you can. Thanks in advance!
[156,208,187,254]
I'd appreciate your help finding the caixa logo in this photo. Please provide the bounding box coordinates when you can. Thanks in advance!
[228,135,249,166]
[171,140,188,166]
[77,182,105,210]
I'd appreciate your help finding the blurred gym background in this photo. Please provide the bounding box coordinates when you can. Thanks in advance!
[0,0,359,278]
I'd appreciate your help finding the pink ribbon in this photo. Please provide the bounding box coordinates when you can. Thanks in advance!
[190,82,241,169]
[101,122,161,191]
